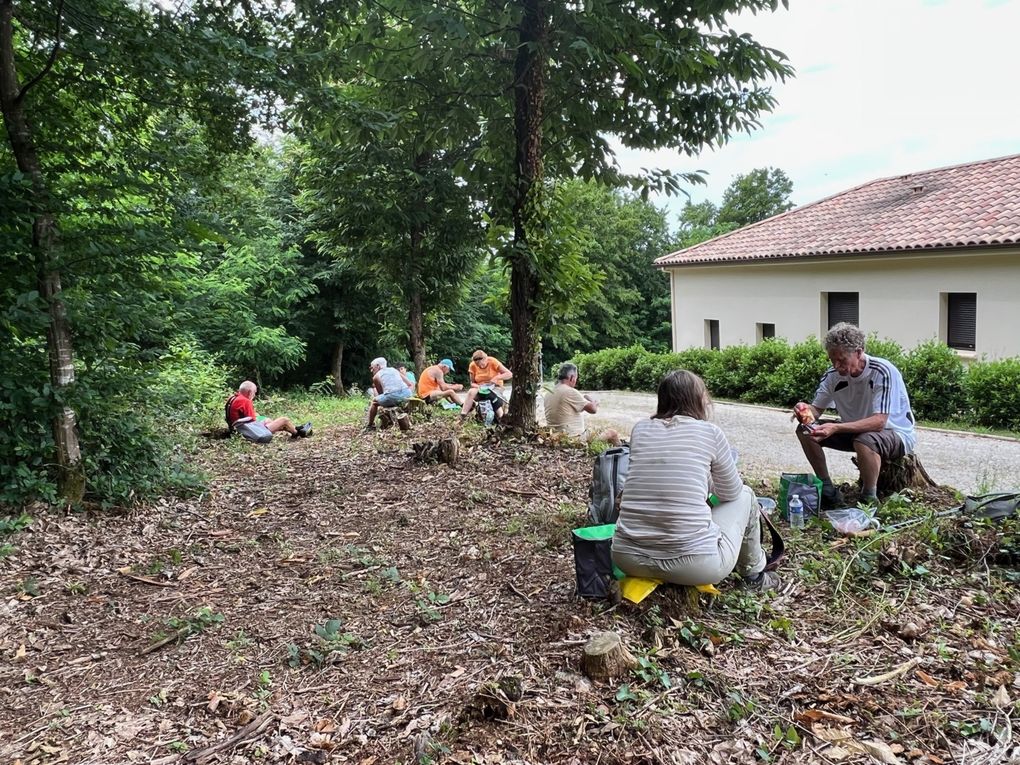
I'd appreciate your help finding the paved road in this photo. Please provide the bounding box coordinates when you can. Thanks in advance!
[559,390,1020,495]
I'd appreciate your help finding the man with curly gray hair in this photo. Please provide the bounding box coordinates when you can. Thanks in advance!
[794,322,916,507]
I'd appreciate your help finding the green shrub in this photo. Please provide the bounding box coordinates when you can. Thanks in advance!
[573,350,605,389]
[703,345,750,399]
[631,352,664,391]
[966,358,1020,431]
[901,340,966,422]
[0,337,59,506]
[597,344,647,390]
[675,347,716,379]
[0,336,227,508]
[864,335,905,366]
[740,339,791,403]
[763,337,828,407]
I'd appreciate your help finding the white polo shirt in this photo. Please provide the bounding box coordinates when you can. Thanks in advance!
[812,354,917,454]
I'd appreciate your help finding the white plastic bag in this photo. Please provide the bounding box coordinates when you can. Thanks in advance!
[823,507,880,535]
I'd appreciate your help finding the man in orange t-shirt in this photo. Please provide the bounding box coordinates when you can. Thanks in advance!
[459,349,512,424]
[417,358,465,406]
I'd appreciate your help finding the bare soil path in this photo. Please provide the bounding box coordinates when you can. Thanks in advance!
[580,390,1020,495]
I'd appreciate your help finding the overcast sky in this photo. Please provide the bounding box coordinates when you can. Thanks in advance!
[615,0,1020,223]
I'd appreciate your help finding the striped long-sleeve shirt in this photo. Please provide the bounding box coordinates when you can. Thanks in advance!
[612,416,742,558]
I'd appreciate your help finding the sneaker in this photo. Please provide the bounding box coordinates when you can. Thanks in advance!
[296,422,313,438]
[821,484,844,510]
[742,570,781,591]
[363,424,377,432]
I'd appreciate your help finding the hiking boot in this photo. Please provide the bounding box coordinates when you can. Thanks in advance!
[296,422,313,438]
[821,484,844,510]
[858,494,880,510]
[742,570,781,591]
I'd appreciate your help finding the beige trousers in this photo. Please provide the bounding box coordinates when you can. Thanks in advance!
[612,486,766,586]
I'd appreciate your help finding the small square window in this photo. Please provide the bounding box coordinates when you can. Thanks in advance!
[757,323,776,342]
[827,292,859,328]
[946,293,976,351]
[705,319,720,350]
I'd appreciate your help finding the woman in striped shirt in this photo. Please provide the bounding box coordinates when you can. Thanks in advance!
[612,370,779,591]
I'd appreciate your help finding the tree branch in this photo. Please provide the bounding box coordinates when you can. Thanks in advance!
[16,0,65,104]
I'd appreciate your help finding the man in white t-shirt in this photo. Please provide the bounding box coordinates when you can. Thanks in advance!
[366,357,414,431]
[544,363,620,445]
[794,322,917,507]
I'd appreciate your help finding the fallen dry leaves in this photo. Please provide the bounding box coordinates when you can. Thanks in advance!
[0,417,1018,764]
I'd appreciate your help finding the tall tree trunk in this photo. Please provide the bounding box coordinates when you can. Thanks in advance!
[407,151,430,375]
[331,340,345,396]
[408,287,426,374]
[505,0,546,431]
[0,0,85,502]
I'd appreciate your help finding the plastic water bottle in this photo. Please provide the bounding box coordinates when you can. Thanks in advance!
[788,494,805,530]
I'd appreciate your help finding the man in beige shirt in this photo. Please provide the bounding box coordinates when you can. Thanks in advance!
[544,363,620,445]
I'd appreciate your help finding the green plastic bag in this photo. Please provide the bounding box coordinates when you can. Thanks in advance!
[779,473,822,518]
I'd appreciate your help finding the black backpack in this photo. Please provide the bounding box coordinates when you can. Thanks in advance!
[225,394,238,429]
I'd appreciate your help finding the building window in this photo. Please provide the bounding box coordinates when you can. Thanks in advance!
[757,323,776,342]
[827,292,859,328]
[946,293,977,351]
[705,319,720,350]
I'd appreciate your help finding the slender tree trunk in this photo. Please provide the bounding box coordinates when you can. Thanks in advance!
[331,340,345,396]
[408,288,426,374]
[407,151,429,374]
[0,0,85,502]
[505,0,546,431]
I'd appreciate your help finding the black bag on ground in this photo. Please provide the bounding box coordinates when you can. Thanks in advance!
[588,445,630,525]
[572,525,616,599]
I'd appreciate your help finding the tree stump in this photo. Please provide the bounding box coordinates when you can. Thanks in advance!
[404,397,432,422]
[379,407,411,432]
[580,631,637,681]
[412,437,460,466]
[876,454,937,496]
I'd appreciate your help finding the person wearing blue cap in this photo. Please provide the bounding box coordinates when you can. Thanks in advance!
[417,358,465,406]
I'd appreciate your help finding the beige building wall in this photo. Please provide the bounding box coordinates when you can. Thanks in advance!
[665,248,1020,360]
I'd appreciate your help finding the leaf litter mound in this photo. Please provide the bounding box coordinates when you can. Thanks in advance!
[1,419,1018,764]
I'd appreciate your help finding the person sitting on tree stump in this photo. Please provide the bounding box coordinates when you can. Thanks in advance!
[226,381,312,438]
[416,358,465,407]
[794,322,917,508]
[612,370,779,592]
[365,357,414,431]
[458,349,513,425]
[543,362,621,445]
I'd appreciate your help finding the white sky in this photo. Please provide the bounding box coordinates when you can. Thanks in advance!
[615,0,1020,223]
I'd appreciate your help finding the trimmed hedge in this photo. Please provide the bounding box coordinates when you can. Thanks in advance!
[569,340,1020,432]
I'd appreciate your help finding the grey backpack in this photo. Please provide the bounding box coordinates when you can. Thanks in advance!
[962,491,1020,521]
[588,445,630,525]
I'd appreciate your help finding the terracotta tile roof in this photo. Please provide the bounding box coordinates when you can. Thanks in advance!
[656,153,1020,267]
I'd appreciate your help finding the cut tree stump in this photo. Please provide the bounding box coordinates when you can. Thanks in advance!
[412,437,460,466]
[875,454,937,496]
[580,631,637,681]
